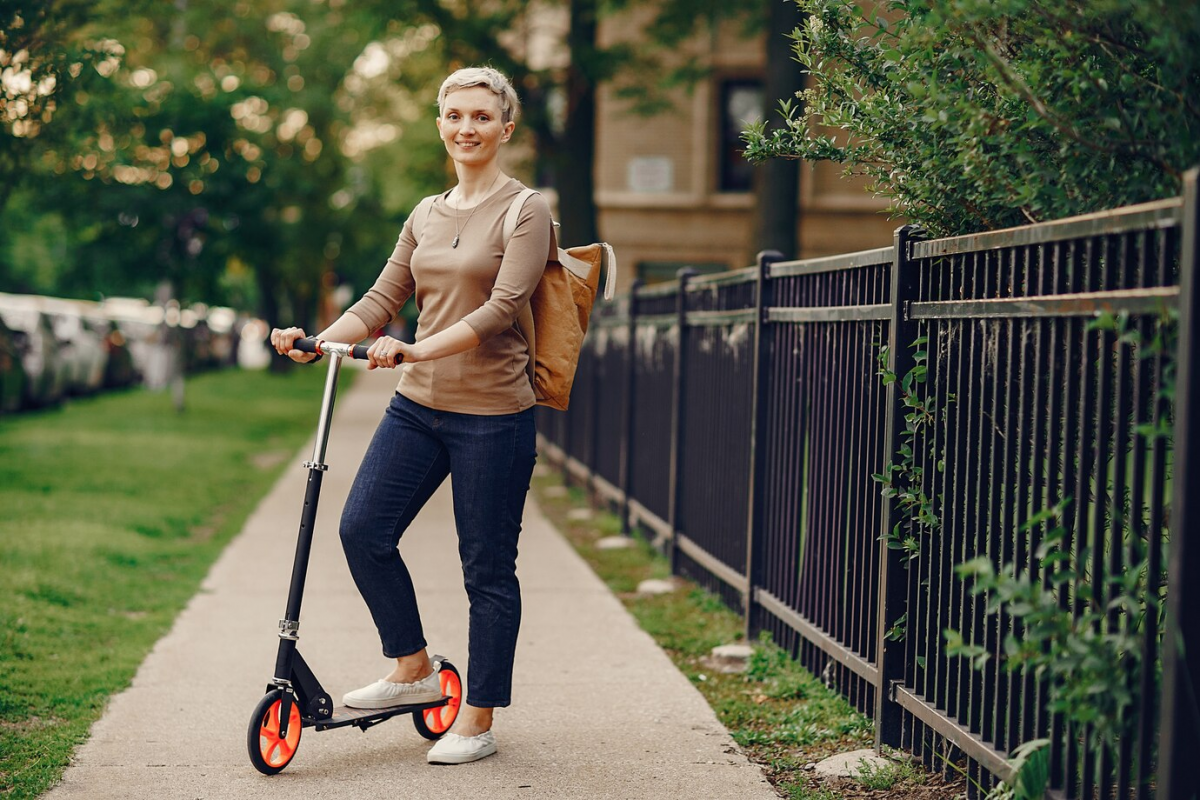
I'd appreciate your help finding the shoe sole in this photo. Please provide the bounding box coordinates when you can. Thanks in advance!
[427,742,498,765]
[341,691,444,710]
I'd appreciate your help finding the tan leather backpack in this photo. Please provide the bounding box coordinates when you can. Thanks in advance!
[408,187,616,411]
[504,188,615,411]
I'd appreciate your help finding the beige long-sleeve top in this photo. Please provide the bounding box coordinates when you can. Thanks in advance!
[346,178,553,414]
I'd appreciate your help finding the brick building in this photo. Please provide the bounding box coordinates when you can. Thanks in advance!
[591,9,898,288]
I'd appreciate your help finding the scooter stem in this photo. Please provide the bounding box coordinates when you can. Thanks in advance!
[309,352,344,469]
[274,352,344,681]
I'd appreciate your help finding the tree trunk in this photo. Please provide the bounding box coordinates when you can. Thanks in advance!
[753,0,807,259]
[558,0,600,246]
[522,82,559,188]
[256,260,290,373]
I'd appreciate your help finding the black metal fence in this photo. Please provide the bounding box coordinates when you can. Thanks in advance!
[538,171,1200,799]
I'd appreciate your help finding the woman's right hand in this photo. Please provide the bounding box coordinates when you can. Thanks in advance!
[270,327,319,363]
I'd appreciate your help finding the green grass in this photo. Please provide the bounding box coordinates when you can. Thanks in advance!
[532,471,963,799]
[0,366,343,798]
[785,785,842,800]
[853,755,930,790]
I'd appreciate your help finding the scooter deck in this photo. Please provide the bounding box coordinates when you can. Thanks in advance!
[314,697,449,731]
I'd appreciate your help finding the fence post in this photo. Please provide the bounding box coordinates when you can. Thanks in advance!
[1159,167,1200,800]
[561,359,574,486]
[668,268,697,572]
[588,322,603,503]
[620,280,643,534]
[744,250,784,639]
[874,224,922,750]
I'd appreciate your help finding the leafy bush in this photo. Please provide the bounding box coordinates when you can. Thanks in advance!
[743,0,1200,235]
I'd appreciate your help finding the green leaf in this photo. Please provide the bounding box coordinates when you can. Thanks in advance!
[956,556,994,579]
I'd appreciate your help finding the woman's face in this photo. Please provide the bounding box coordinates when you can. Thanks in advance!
[436,86,514,168]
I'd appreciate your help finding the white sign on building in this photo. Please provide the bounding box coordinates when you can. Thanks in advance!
[627,156,674,193]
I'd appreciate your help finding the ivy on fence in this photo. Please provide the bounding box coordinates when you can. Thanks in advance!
[873,309,1177,788]
[873,335,951,569]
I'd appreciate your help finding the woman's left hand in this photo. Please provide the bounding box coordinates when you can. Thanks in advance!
[366,336,416,369]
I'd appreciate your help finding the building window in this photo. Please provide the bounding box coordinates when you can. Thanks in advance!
[717,78,764,193]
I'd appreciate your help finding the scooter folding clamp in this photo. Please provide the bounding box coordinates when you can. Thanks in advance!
[278,619,300,640]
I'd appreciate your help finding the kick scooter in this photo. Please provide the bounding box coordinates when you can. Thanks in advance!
[247,337,462,775]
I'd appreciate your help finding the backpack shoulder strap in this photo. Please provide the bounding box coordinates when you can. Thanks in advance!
[503,188,541,246]
[408,194,440,244]
[504,188,542,397]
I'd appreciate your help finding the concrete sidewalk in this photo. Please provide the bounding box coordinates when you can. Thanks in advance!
[49,366,775,800]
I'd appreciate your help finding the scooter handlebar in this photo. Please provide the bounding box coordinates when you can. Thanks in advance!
[293,337,372,361]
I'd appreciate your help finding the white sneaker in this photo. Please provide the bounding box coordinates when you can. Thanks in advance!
[426,731,498,764]
[342,671,442,709]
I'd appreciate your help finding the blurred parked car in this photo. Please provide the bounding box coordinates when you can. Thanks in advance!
[101,298,163,382]
[238,317,272,370]
[0,315,28,413]
[182,314,213,373]
[206,306,238,367]
[96,318,137,388]
[45,306,108,396]
[0,298,66,408]
[0,293,243,411]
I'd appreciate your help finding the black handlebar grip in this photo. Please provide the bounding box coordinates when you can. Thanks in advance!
[289,337,373,361]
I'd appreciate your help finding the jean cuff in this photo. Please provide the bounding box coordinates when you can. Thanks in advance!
[465,698,510,709]
[381,639,429,660]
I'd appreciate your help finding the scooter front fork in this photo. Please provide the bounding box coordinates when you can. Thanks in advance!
[269,644,333,736]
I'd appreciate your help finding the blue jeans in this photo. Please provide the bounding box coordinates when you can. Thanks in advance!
[339,392,537,708]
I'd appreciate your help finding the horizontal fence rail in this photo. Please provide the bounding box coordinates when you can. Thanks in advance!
[537,180,1199,800]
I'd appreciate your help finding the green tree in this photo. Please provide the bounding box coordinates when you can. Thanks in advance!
[754,0,807,259]
[3,0,770,319]
[0,1,130,210]
[4,0,444,329]
[742,0,1200,235]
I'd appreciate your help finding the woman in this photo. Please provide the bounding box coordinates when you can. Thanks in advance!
[270,67,552,765]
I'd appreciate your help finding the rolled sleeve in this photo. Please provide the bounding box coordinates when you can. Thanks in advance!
[460,193,552,342]
[345,219,418,332]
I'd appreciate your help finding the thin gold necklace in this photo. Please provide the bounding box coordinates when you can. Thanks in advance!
[451,172,503,249]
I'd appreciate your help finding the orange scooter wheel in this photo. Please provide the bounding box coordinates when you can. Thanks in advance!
[248,689,302,774]
[412,661,462,740]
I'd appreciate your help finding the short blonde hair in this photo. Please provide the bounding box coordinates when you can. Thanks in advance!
[437,67,520,124]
